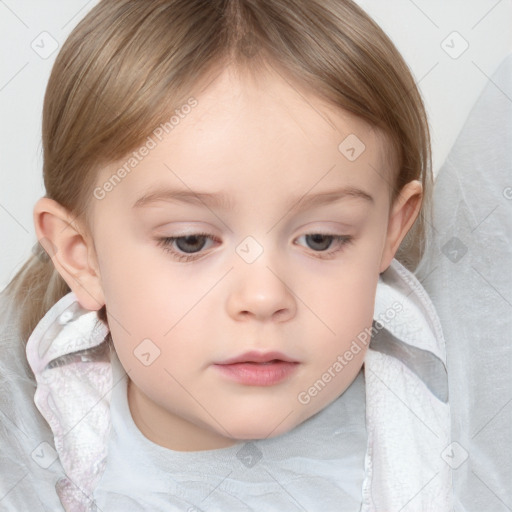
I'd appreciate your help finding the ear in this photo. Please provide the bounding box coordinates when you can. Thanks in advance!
[33,197,105,311]
[379,180,423,273]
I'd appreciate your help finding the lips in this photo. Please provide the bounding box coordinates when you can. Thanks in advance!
[213,351,300,386]
[215,350,298,365]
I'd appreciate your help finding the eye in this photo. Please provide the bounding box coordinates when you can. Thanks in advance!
[156,232,354,263]
[295,233,353,259]
[156,233,218,262]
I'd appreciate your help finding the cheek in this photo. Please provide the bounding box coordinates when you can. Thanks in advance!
[96,233,176,325]
[310,251,379,334]
[302,247,379,386]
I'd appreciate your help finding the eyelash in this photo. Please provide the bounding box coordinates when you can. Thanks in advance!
[156,232,354,262]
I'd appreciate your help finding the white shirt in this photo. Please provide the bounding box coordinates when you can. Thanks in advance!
[93,354,367,511]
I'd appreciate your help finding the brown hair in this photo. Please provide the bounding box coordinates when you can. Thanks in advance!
[4,0,432,343]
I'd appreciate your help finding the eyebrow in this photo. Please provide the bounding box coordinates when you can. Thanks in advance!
[132,185,374,211]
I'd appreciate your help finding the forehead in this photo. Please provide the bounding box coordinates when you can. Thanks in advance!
[93,65,392,211]
[187,64,386,151]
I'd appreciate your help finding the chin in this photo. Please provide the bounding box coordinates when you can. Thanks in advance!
[222,415,298,441]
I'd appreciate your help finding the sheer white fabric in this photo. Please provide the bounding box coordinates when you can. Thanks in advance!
[416,54,512,511]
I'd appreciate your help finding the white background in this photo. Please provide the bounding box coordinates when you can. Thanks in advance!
[1,0,511,291]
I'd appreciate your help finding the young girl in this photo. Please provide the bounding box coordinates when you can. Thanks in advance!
[1,0,453,510]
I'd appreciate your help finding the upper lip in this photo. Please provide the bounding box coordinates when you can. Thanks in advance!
[214,350,299,365]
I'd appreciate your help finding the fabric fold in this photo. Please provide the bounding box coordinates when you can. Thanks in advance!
[26,293,113,512]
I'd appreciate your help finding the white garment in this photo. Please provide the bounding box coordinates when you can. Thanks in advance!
[93,354,366,511]
[17,257,453,511]
[416,54,512,511]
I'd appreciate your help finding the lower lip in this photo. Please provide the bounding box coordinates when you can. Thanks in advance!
[213,361,299,386]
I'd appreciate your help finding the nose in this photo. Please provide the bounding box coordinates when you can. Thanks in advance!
[226,252,297,323]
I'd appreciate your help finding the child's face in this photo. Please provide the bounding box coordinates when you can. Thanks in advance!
[86,65,412,451]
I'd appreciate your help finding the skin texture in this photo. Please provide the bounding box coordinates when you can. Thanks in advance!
[34,64,422,452]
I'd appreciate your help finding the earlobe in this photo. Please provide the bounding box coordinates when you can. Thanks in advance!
[33,197,105,311]
[379,180,423,273]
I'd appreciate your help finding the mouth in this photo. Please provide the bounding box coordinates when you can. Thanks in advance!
[242,360,283,365]
[214,350,298,365]
[213,351,300,386]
